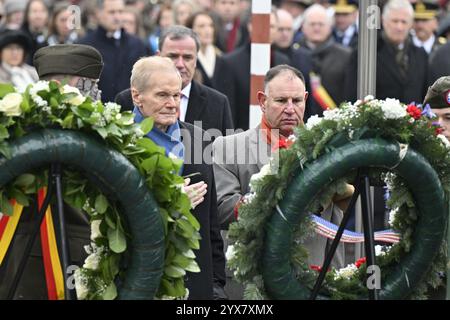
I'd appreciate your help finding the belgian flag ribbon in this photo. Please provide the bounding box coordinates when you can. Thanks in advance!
[0,188,65,300]
[310,72,337,110]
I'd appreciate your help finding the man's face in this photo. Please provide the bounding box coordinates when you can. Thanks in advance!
[432,107,450,140]
[159,36,197,89]
[132,70,182,130]
[214,0,240,23]
[302,10,332,45]
[413,18,437,42]
[275,10,294,49]
[334,11,357,32]
[382,8,413,45]
[97,0,124,32]
[258,71,307,137]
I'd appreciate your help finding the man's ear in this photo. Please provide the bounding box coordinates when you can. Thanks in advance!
[304,91,309,101]
[257,91,266,112]
[155,50,161,56]
[131,87,140,107]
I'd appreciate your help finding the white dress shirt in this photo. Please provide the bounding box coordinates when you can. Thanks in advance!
[179,82,192,122]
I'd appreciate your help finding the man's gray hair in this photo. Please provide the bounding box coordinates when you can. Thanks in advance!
[159,25,201,52]
[382,0,414,21]
[303,4,333,27]
[264,64,305,93]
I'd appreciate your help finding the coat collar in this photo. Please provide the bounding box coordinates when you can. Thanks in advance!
[185,81,207,124]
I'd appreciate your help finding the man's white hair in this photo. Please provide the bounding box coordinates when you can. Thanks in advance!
[382,0,414,21]
[303,4,333,27]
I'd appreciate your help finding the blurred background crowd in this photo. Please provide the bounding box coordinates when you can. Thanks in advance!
[0,0,449,130]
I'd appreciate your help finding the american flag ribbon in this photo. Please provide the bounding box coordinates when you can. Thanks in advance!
[312,215,400,244]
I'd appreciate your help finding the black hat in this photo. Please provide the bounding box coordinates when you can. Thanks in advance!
[423,76,450,109]
[330,0,358,14]
[33,44,104,79]
[0,29,32,52]
[413,1,438,20]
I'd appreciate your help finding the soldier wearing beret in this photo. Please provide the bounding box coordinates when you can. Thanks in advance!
[424,76,450,140]
[0,44,104,300]
[34,44,104,101]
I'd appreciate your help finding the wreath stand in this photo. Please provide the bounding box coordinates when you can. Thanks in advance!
[310,169,379,300]
[1,164,76,300]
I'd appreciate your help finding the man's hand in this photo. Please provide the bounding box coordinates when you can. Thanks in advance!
[332,183,355,211]
[184,178,207,209]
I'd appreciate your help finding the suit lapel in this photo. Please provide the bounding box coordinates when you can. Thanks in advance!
[185,81,207,124]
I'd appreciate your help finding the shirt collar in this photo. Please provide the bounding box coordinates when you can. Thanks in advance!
[181,82,192,99]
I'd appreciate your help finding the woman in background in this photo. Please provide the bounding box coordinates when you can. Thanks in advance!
[47,1,83,46]
[0,29,38,91]
[21,0,49,65]
[186,11,223,89]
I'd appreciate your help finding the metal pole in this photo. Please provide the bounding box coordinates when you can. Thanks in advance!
[354,0,379,262]
[357,0,378,99]
[360,175,378,300]
[52,164,73,300]
[310,177,362,300]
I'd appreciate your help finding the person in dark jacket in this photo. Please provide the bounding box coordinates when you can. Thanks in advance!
[0,44,104,300]
[296,4,351,109]
[214,11,291,131]
[429,42,450,84]
[77,0,148,103]
[345,0,429,104]
[130,56,226,300]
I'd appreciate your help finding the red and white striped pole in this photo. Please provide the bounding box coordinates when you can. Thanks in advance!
[249,0,272,129]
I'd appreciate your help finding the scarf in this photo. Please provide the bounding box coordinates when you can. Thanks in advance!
[2,62,36,92]
[260,115,294,150]
[133,107,185,173]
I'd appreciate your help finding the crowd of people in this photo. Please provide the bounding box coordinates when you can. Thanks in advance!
[1,0,450,300]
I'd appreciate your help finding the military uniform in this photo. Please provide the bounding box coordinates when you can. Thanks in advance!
[0,45,103,300]
[411,1,446,56]
[424,76,450,108]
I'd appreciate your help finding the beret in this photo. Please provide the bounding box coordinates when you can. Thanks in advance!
[33,44,104,79]
[423,76,450,109]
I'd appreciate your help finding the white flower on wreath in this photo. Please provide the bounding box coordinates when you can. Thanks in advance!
[0,92,23,116]
[305,114,323,129]
[323,108,342,121]
[249,163,273,191]
[90,220,103,241]
[388,208,399,226]
[74,268,89,300]
[30,81,50,94]
[375,245,388,257]
[82,243,105,270]
[335,263,358,280]
[226,245,236,261]
[380,98,407,119]
[61,85,86,106]
[437,134,450,149]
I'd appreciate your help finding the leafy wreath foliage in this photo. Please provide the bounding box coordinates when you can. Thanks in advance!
[0,81,200,299]
[227,97,450,300]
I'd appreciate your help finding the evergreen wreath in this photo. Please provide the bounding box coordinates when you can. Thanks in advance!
[0,81,199,300]
[227,97,449,300]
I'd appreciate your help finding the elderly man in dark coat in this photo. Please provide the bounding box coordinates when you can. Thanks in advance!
[130,56,227,300]
[345,0,429,104]
[296,3,352,109]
